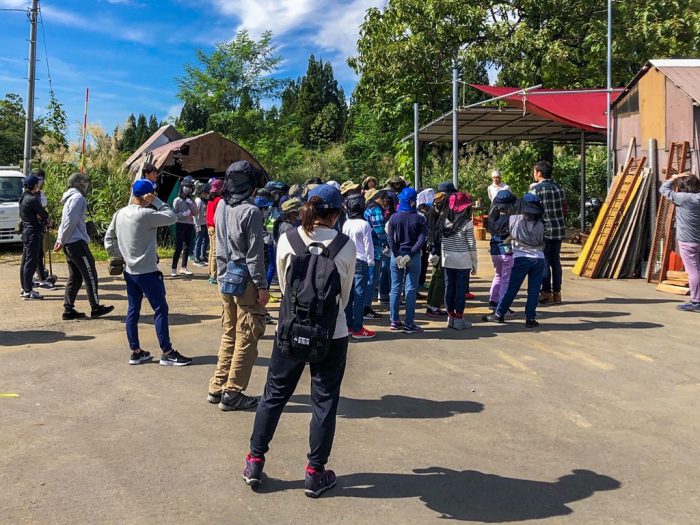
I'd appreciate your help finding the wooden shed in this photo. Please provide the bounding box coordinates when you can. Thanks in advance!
[612,59,700,178]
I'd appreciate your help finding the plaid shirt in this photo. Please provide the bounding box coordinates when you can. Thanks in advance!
[364,204,387,260]
[532,180,566,240]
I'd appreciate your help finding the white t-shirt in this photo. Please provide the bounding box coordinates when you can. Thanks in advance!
[276,226,356,339]
[488,182,510,202]
[342,218,374,265]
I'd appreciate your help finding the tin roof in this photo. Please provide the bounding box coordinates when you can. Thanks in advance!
[613,59,700,107]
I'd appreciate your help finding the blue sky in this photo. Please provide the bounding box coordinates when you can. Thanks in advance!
[0,0,385,141]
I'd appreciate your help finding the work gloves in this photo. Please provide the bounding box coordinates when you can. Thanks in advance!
[428,254,439,266]
[395,255,411,269]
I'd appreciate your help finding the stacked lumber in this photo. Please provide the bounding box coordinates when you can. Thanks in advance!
[573,156,652,279]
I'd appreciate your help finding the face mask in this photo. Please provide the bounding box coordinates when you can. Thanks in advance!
[182,186,193,196]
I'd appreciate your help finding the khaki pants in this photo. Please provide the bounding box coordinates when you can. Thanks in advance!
[208,227,216,279]
[208,281,266,394]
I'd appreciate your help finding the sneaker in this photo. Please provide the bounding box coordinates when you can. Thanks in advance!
[676,301,700,312]
[208,277,217,284]
[159,350,192,366]
[219,391,259,411]
[192,260,206,267]
[488,301,498,310]
[242,453,265,488]
[268,294,281,303]
[465,292,476,300]
[62,308,86,321]
[403,323,423,334]
[525,318,540,328]
[129,350,152,365]
[207,392,222,404]
[453,317,472,330]
[363,308,382,319]
[505,308,516,318]
[23,291,44,300]
[170,270,178,277]
[304,466,337,498]
[539,292,554,304]
[483,314,505,324]
[265,313,275,325]
[36,280,55,289]
[390,321,403,331]
[352,327,376,340]
[179,268,193,276]
[447,316,454,329]
[19,288,25,297]
[426,307,447,318]
[91,305,114,318]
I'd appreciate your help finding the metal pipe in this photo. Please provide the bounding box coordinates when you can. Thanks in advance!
[452,62,459,189]
[463,84,543,109]
[580,131,587,232]
[414,102,420,190]
[606,0,613,190]
[22,0,39,176]
[648,138,658,250]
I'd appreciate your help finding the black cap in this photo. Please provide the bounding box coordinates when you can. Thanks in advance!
[142,162,157,175]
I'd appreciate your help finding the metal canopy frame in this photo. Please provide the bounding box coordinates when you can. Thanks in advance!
[403,107,607,145]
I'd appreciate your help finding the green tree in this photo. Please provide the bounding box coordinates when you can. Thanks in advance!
[0,93,48,166]
[176,29,284,136]
[295,56,347,148]
[121,114,137,152]
[135,114,148,147]
[44,92,68,147]
[148,114,159,136]
[176,100,209,135]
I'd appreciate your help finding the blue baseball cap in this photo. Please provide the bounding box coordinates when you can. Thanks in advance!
[132,179,154,197]
[23,175,40,188]
[308,184,342,209]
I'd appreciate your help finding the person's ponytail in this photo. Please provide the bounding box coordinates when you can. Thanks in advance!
[301,196,322,233]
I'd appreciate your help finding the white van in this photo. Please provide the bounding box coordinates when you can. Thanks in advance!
[0,169,25,244]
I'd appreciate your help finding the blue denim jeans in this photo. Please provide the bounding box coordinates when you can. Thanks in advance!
[266,244,276,285]
[496,257,545,320]
[542,239,563,293]
[444,267,470,315]
[345,260,369,333]
[124,271,172,352]
[194,224,209,261]
[365,258,381,308]
[390,254,421,325]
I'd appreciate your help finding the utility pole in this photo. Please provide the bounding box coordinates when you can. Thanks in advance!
[23,0,39,176]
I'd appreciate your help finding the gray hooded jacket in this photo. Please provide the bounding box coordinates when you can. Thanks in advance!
[57,188,89,245]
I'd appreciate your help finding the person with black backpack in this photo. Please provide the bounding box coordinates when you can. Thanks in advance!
[243,184,356,498]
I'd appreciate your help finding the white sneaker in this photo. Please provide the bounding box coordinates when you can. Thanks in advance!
[447,316,454,328]
[23,291,44,300]
[170,270,178,277]
[179,269,193,276]
[452,317,471,330]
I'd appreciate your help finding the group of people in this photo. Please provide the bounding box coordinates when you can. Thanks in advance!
[18,169,114,319]
[19,154,699,499]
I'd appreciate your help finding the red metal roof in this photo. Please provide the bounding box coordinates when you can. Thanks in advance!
[471,85,623,133]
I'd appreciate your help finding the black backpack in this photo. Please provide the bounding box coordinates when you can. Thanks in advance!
[277,228,349,362]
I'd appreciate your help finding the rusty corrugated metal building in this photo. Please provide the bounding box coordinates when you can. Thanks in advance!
[612,59,700,178]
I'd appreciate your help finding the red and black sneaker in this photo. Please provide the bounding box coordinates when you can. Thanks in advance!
[242,453,265,488]
[304,466,337,498]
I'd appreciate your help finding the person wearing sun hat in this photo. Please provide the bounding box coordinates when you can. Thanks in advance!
[386,187,427,334]
[484,193,545,328]
[104,179,191,366]
[340,180,361,197]
[438,191,477,330]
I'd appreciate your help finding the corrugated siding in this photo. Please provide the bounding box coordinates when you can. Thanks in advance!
[656,65,700,105]
[614,113,641,170]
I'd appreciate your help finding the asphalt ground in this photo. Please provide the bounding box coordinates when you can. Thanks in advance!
[1,242,698,524]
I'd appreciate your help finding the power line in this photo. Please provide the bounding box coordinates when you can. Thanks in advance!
[0,8,27,11]
[38,3,54,95]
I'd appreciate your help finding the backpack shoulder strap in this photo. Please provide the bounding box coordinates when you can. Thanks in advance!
[286,227,307,256]
[326,232,350,260]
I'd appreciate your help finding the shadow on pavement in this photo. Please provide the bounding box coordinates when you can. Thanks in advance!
[0,330,95,346]
[285,394,484,419]
[260,468,620,522]
[141,313,220,326]
[562,297,678,306]
[191,355,271,367]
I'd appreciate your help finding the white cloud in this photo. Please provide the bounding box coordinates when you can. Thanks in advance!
[0,0,27,8]
[208,0,385,60]
[40,4,150,44]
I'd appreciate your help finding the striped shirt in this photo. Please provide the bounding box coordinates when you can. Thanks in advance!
[441,219,477,270]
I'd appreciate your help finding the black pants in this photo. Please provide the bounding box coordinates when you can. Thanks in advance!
[35,231,47,280]
[250,337,348,470]
[419,248,429,286]
[20,226,43,292]
[63,240,100,311]
[542,239,563,293]
[172,223,195,270]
